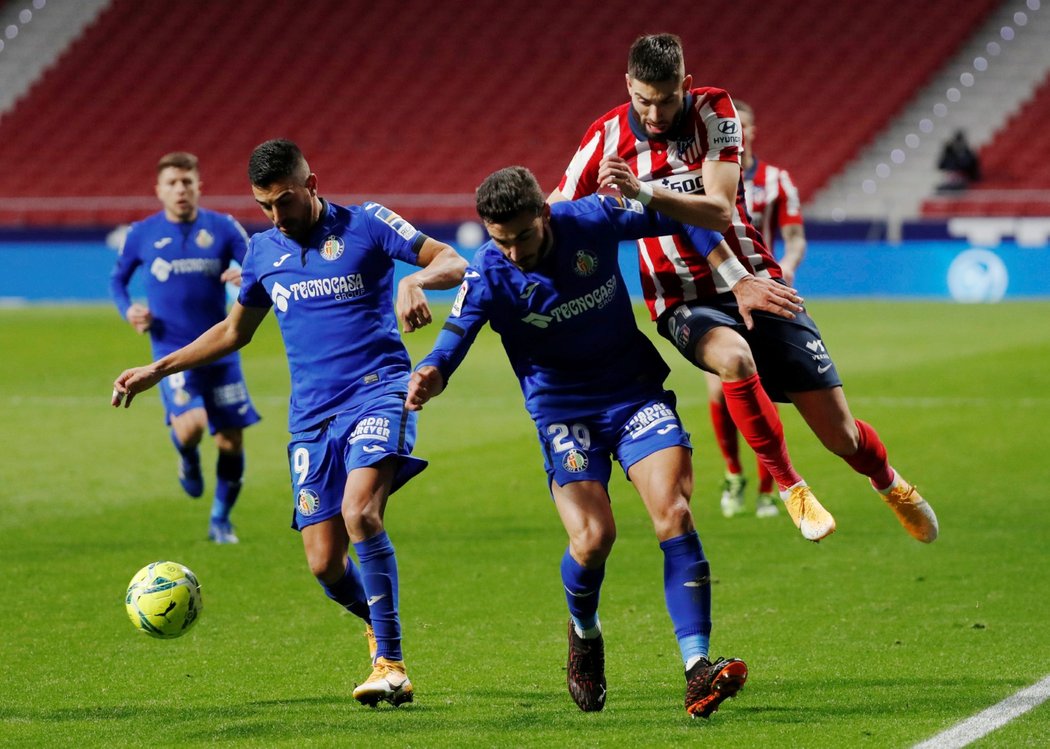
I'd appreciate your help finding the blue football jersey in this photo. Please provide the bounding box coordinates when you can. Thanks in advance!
[419,195,722,422]
[239,199,427,432]
[110,207,249,361]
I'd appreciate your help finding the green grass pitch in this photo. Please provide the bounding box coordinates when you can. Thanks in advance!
[1,301,1048,747]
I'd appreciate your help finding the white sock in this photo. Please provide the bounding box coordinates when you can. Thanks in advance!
[685,654,708,671]
[573,618,602,640]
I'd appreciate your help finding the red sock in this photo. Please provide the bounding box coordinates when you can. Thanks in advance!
[756,454,775,494]
[708,399,743,474]
[721,374,802,490]
[843,419,894,490]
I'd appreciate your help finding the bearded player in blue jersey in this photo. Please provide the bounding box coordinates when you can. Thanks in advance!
[110,152,260,544]
[406,166,801,718]
[113,139,467,708]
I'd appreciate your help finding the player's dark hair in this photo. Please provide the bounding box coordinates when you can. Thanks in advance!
[628,33,684,82]
[475,166,545,224]
[157,151,198,174]
[248,139,307,187]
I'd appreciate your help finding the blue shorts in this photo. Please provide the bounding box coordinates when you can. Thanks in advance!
[657,293,843,402]
[537,391,691,490]
[286,395,428,531]
[158,361,261,433]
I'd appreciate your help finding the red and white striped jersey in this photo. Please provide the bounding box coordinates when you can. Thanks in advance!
[744,157,803,255]
[558,86,781,320]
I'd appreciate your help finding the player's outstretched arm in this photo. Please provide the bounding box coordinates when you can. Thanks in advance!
[398,239,468,333]
[405,366,446,412]
[111,302,267,408]
[706,242,803,330]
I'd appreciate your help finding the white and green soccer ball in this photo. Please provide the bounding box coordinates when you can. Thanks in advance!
[125,561,202,639]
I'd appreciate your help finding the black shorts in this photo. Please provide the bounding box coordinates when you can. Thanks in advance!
[656,293,842,402]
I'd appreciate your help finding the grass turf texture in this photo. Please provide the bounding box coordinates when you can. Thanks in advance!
[1,301,1047,747]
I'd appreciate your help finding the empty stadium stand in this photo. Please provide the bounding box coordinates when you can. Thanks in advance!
[0,0,1007,226]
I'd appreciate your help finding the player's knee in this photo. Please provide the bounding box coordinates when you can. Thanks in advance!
[700,339,756,381]
[306,548,343,582]
[342,502,383,539]
[571,525,615,567]
[215,429,243,453]
[653,497,695,540]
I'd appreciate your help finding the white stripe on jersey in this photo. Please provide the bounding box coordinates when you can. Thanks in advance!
[656,234,699,312]
[635,140,653,179]
[602,117,620,159]
[637,237,666,318]
[563,130,601,198]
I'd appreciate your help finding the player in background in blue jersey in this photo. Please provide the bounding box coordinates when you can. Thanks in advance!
[112,139,467,708]
[406,166,785,718]
[109,152,260,544]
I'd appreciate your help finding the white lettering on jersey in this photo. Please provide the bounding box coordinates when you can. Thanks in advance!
[625,402,678,439]
[287,274,367,302]
[348,416,391,443]
[150,256,223,282]
[521,277,619,327]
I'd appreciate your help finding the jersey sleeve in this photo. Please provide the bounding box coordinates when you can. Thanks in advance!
[223,214,251,264]
[696,89,743,164]
[108,223,142,318]
[362,202,429,265]
[237,236,272,309]
[557,121,605,200]
[416,264,490,386]
[591,194,723,256]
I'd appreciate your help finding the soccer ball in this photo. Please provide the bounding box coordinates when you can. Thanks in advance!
[125,561,202,639]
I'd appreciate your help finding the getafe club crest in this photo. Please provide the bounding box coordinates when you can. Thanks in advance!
[562,448,589,473]
[194,229,214,248]
[297,488,320,516]
[573,249,598,277]
[320,235,345,261]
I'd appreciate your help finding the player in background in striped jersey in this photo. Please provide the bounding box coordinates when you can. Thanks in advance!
[707,99,808,520]
[552,33,937,544]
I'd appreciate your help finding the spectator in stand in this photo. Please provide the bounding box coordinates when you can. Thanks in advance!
[937,130,981,191]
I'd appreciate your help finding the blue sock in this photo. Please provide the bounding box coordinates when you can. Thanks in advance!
[170,430,200,465]
[353,531,402,661]
[660,531,712,666]
[319,559,371,622]
[560,548,605,632]
[211,451,244,522]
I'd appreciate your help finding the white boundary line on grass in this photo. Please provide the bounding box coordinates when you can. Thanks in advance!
[913,674,1050,748]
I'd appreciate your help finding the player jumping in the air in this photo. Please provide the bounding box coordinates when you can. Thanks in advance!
[406,166,791,717]
[113,139,467,707]
[110,151,259,544]
[552,33,937,544]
